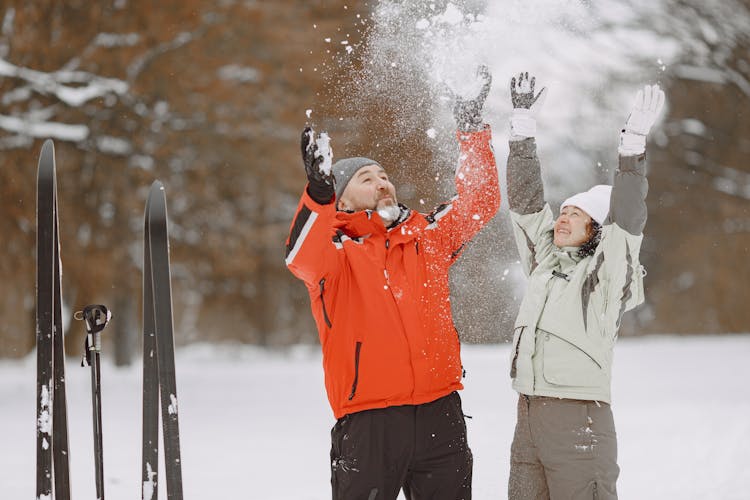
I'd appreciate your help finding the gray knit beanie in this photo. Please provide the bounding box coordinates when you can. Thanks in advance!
[333,157,383,200]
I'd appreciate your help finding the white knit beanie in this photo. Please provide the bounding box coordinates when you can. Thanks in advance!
[560,184,612,225]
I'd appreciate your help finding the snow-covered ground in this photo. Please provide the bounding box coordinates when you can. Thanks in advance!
[3,334,749,499]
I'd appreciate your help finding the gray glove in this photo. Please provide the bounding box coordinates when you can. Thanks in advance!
[452,65,492,132]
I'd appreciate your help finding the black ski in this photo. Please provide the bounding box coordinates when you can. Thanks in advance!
[142,186,159,499]
[142,181,183,500]
[36,138,71,500]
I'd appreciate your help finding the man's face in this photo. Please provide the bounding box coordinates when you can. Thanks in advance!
[553,205,592,247]
[338,164,398,212]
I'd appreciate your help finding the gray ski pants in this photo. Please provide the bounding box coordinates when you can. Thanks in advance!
[509,395,619,500]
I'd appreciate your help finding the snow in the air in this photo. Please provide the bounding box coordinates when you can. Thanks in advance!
[3,335,749,499]
[355,0,683,201]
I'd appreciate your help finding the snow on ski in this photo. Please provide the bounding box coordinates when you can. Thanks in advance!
[36,139,71,500]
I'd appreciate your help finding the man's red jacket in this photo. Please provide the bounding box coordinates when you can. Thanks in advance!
[285,127,500,419]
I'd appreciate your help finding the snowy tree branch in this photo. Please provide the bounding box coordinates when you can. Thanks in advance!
[0,57,128,106]
[126,31,196,82]
[125,11,220,82]
[0,113,88,142]
[724,67,750,98]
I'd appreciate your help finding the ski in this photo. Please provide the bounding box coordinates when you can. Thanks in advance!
[142,181,183,500]
[78,304,112,500]
[142,186,159,500]
[36,139,71,500]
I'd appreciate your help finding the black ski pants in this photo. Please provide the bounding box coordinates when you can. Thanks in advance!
[330,391,472,500]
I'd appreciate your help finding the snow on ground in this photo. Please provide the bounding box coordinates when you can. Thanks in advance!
[2,334,749,499]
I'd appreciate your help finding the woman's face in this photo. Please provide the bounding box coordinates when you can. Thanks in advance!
[554,205,593,247]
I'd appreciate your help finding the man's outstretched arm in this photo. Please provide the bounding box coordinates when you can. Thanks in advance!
[428,65,501,258]
[285,128,340,286]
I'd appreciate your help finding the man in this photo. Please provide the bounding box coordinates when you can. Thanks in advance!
[284,67,499,500]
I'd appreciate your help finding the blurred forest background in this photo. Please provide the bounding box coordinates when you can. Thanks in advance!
[1,0,748,364]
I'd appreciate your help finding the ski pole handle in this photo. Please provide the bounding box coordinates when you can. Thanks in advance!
[75,305,110,499]
[76,304,112,336]
[76,304,111,365]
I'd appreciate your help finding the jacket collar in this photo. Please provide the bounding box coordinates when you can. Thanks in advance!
[334,204,412,238]
[553,245,584,268]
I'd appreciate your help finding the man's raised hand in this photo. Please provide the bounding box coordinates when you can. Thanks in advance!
[301,127,335,204]
[452,64,492,132]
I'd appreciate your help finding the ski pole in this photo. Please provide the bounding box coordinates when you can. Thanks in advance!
[77,304,112,500]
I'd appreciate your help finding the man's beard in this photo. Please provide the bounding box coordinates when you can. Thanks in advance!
[377,203,401,224]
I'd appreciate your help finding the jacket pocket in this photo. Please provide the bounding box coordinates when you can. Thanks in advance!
[318,278,332,328]
[541,331,607,388]
[348,341,362,400]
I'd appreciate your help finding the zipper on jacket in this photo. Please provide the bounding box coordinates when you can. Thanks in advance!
[348,341,362,400]
[552,270,570,281]
[415,240,420,254]
[318,278,332,328]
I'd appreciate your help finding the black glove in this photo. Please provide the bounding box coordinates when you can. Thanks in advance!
[452,65,492,132]
[510,72,545,109]
[300,127,334,204]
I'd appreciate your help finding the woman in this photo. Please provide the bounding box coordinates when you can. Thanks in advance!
[504,73,664,500]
